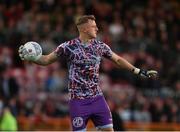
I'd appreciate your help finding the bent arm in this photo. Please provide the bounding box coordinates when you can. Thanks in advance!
[33,52,58,66]
[110,52,136,72]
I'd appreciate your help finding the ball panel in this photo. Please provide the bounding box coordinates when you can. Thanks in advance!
[23,41,42,61]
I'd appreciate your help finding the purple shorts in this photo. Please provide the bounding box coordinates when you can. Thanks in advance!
[69,95,113,131]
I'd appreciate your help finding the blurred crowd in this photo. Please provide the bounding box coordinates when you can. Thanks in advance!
[0,0,180,129]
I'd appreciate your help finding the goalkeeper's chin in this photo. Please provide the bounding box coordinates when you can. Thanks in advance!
[88,32,97,39]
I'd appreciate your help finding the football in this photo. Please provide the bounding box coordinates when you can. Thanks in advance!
[23,41,42,61]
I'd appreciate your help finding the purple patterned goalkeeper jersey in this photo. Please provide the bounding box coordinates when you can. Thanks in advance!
[55,38,113,99]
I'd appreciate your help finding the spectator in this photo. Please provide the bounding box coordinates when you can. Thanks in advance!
[0,106,18,131]
[0,64,19,103]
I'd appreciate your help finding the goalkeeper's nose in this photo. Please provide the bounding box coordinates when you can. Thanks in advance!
[96,27,98,32]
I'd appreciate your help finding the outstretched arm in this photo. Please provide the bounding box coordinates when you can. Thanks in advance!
[33,52,58,66]
[110,52,158,78]
[18,45,58,66]
[110,52,135,71]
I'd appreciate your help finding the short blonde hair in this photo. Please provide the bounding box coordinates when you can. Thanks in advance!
[75,15,96,26]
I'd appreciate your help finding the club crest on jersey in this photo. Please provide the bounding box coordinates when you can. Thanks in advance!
[73,117,83,127]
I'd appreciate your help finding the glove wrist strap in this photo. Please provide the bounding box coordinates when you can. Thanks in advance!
[133,68,140,74]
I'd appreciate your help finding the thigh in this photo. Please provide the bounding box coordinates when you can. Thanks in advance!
[69,99,91,131]
[91,96,113,130]
[70,115,89,131]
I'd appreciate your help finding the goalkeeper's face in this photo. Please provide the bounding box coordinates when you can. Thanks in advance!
[83,20,98,39]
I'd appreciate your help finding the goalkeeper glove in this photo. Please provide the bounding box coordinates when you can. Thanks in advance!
[133,68,158,78]
[18,45,34,61]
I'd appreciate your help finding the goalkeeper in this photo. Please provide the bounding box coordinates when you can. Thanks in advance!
[19,15,157,131]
